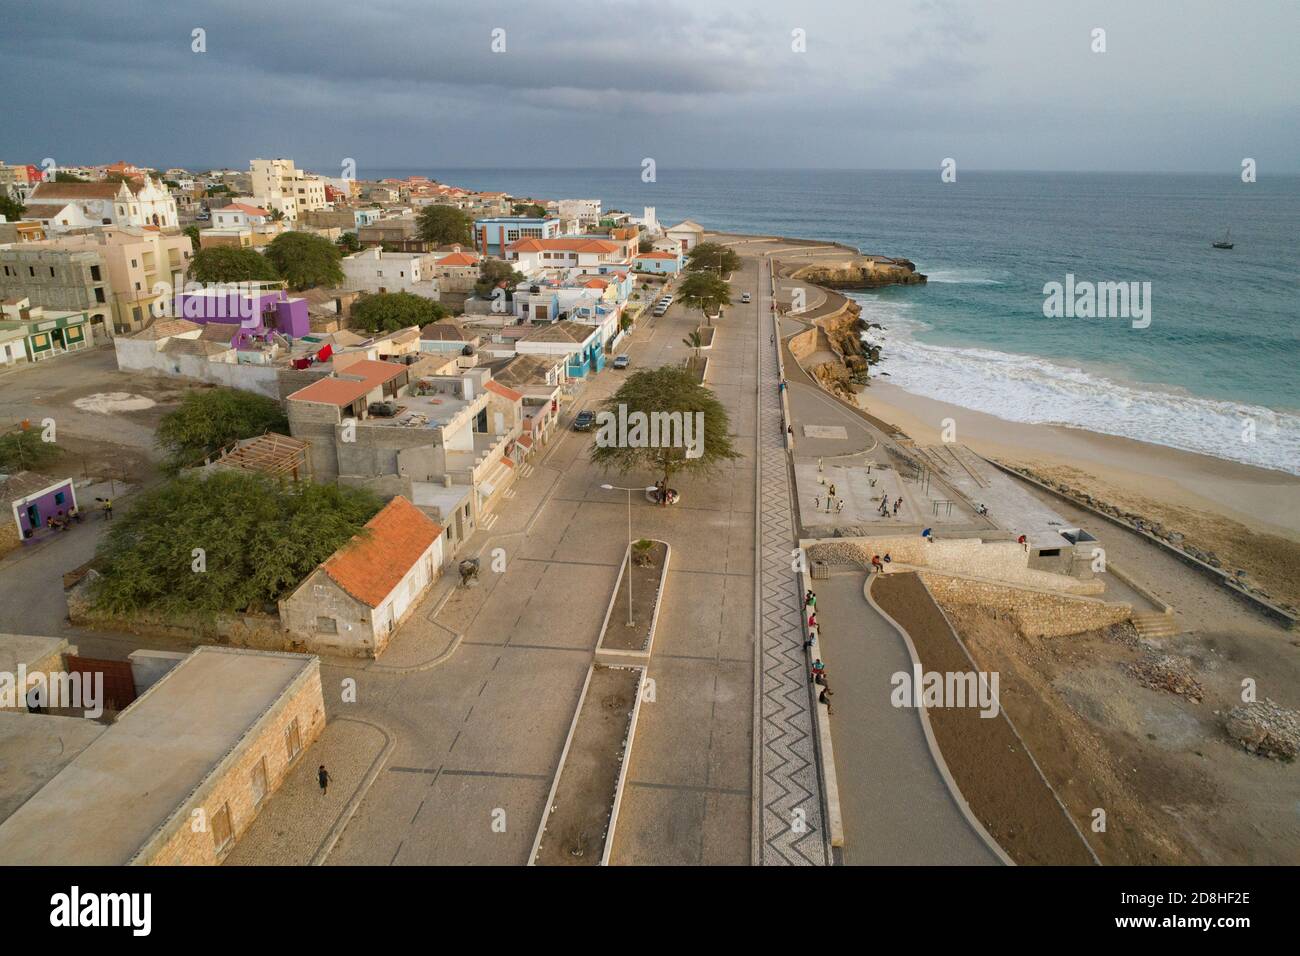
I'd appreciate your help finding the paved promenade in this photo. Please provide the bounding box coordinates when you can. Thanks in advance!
[753,251,831,866]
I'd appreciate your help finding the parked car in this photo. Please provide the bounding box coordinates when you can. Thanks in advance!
[741,292,751,303]
[572,410,597,431]
[368,401,398,417]
[613,354,630,369]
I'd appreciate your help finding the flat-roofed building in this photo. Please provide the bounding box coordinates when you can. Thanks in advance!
[0,646,325,865]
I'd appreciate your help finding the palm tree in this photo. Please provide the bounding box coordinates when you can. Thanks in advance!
[682,329,703,364]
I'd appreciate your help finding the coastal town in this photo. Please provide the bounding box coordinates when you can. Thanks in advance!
[0,156,1296,873]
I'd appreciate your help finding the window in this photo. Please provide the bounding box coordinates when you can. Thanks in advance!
[90,265,101,281]
[1038,548,1061,557]
[94,288,105,303]
[250,758,269,808]
[284,718,302,762]
[54,491,65,505]
[316,616,338,634]
[49,267,55,277]
[211,803,234,853]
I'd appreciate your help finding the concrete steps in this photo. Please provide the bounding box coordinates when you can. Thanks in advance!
[1131,611,1182,638]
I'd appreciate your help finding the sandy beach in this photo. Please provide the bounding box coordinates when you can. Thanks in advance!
[858,380,1300,608]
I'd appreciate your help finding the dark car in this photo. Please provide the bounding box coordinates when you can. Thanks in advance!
[572,410,597,431]
[368,401,398,417]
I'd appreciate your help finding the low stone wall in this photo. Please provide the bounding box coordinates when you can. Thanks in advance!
[808,536,1103,596]
[921,572,1132,639]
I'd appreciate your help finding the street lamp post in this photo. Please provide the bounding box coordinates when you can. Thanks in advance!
[601,482,641,627]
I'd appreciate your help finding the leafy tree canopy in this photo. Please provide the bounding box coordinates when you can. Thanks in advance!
[0,427,63,472]
[183,224,201,252]
[677,270,732,324]
[53,171,87,183]
[589,365,741,487]
[89,472,383,617]
[156,387,289,474]
[0,195,26,221]
[417,205,473,246]
[351,291,448,334]
[337,231,362,252]
[264,231,345,290]
[685,242,741,274]
[512,202,547,218]
[474,258,525,298]
[187,246,279,284]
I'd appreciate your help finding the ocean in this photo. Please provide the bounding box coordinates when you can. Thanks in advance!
[366,167,1300,474]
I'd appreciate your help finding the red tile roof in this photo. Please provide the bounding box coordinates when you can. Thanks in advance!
[286,377,373,407]
[506,237,621,254]
[224,202,270,217]
[321,497,442,607]
[485,379,523,402]
[635,251,678,259]
[436,251,479,266]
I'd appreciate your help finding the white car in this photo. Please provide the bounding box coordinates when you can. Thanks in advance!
[741,292,751,303]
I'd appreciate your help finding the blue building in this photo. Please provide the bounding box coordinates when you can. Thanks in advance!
[474,217,562,256]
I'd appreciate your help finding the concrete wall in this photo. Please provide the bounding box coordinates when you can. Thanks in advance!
[137,660,325,865]
[127,649,188,693]
[920,572,1132,639]
[278,568,378,656]
[808,535,1104,596]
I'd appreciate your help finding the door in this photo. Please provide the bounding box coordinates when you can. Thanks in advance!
[26,504,40,529]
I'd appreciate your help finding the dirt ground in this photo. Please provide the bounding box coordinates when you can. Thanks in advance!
[871,572,1096,865]
[533,664,640,865]
[603,541,666,652]
[1027,463,1300,611]
[1,346,210,486]
[942,602,1300,865]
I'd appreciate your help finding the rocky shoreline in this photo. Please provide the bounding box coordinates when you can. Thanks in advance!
[787,254,927,290]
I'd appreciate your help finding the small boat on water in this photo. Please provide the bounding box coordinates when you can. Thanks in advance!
[1212,228,1234,250]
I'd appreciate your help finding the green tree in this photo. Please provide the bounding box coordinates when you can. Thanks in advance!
[183,224,201,252]
[474,258,525,298]
[0,427,63,472]
[638,237,654,254]
[0,195,26,221]
[590,366,741,490]
[351,291,448,334]
[155,387,289,474]
[88,472,383,617]
[187,246,279,284]
[677,271,732,326]
[417,205,473,246]
[512,202,547,218]
[53,171,87,183]
[337,231,362,253]
[264,231,345,290]
[685,242,741,275]
[682,329,703,362]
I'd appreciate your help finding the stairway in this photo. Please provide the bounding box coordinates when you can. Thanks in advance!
[1131,611,1181,638]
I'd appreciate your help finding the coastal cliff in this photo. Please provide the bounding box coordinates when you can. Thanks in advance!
[788,298,882,401]
[789,255,927,290]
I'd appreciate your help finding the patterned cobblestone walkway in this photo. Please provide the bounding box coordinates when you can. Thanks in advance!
[754,256,831,866]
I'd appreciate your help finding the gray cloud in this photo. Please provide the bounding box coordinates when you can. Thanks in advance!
[0,0,1296,172]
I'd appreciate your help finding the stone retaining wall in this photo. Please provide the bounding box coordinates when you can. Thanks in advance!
[921,572,1132,639]
[808,536,1103,596]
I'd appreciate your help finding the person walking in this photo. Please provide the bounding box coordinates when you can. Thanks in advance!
[893,497,901,516]
[101,498,113,521]
[318,765,332,795]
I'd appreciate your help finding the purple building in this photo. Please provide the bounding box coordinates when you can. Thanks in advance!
[4,472,78,539]
[174,287,310,340]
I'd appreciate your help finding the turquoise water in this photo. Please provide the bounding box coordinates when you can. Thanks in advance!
[369,168,1300,472]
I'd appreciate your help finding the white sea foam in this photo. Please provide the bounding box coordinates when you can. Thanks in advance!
[920,269,1005,285]
[853,296,1300,476]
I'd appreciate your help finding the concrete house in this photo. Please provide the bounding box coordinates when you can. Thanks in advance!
[0,646,325,865]
[341,247,439,298]
[279,496,444,657]
[664,219,705,252]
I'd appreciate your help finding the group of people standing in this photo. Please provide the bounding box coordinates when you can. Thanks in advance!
[878,495,903,517]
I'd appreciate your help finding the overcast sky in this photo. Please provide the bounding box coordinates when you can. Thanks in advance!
[2,0,1297,174]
